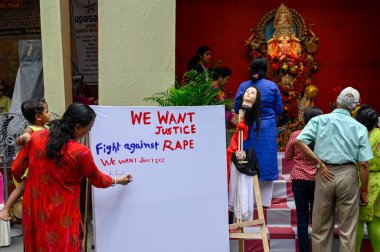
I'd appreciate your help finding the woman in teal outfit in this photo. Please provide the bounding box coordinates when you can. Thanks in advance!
[355,105,380,252]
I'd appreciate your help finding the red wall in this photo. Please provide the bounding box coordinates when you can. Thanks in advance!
[176,0,380,113]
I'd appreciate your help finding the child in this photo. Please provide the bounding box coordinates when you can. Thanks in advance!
[284,106,323,252]
[0,98,50,221]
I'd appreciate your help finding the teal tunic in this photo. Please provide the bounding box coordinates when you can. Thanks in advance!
[297,109,373,163]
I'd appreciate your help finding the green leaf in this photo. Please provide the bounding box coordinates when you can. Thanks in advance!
[144,69,232,107]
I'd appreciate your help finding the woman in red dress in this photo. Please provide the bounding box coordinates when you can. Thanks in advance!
[12,103,133,252]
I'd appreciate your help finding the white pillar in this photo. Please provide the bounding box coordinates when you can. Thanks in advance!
[40,0,72,115]
[98,0,176,105]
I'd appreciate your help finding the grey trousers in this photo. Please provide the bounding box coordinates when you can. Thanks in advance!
[312,164,359,252]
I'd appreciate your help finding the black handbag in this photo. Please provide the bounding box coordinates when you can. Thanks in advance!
[232,148,260,176]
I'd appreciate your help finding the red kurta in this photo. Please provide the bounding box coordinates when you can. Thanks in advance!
[12,130,112,252]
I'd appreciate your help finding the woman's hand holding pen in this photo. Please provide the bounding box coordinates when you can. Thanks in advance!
[113,174,133,186]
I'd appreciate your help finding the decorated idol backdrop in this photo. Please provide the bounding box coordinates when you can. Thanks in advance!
[245,3,318,150]
[90,106,229,252]
[176,0,380,149]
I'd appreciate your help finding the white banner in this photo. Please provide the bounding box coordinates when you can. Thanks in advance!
[71,0,98,84]
[90,106,229,252]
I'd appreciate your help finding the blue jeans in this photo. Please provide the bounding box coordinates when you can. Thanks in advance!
[292,179,315,252]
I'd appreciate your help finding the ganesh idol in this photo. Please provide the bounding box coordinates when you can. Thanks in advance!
[267,4,301,59]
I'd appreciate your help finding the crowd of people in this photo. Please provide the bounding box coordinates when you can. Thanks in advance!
[189,46,378,251]
[0,46,379,251]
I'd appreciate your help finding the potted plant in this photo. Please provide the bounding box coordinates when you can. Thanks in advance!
[144,69,232,107]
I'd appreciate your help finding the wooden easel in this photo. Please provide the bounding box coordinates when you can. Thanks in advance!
[229,109,269,252]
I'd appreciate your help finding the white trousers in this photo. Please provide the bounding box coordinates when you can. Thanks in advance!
[228,163,274,221]
[259,181,274,207]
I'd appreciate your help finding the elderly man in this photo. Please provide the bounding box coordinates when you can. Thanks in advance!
[295,87,373,252]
